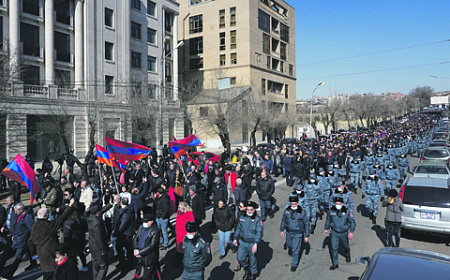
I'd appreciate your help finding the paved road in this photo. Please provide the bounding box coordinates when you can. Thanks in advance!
[8,154,450,280]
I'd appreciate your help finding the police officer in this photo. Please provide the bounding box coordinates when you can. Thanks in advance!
[280,196,310,272]
[364,152,374,178]
[233,201,263,280]
[317,168,331,213]
[329,182,354,213]
[349,158,362,193]
[385,162,399,192]
[398,154,410,180]
[324,197,356,270]
[304,173,320,233]
[362,171,384,224]
[182,221,212,280]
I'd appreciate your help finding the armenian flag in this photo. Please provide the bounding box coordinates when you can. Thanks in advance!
[105,137,151,161]
[96,144,128,172]
[168,134,204,159]
[1,154,40,204]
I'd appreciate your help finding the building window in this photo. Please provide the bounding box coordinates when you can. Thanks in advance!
[105,8,113,27]
[23,0,40,16]
[54,31,70,62]
[55,0,70,25]
[263,33,270,54]
[262,79,266,95]
[289,64,293,76]
[230,7,236,26]
[266,55,270,69]
[0,17,3,47]
[280,23,289,43]
[230,30,236,49]
[22,66,40,85]
[258,9,270,33]
[280,42,286,60]
[219,32,225,51]
[147,28,156,44]
[131,0,141,10]
[55,70,71,88]
[189,37,203,55]
[231,53,237,65]
[147,1,156,16]
[189,15,203,34]
[219,9,225,28]
[242,123,248,143]
[131,51,141,68]
[272,58,279,71]
[147,56,156,72]
[230,77,236,85]
[105,42,113,61]
[20,23,40,57]
[268,80,283,93]
[190,58,203,70]
[165,61,172,82]
[220,54,226,66]
[285,84,289,99]
[131,22,141,39]
[280,61,284,73]
[255,53,262,66]
[105,76,114,94]
[200,107,209,117]
[164,39,171,57]
[147,83,157,99]
[165,11,173,33]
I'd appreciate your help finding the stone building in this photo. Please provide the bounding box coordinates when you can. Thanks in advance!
[0,0,184,161]
[177,0,297,147]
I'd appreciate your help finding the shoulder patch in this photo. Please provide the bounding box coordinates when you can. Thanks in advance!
[260,220,263,226]
[206,246,211,254]
[200,239,206,244]
[349,212,353,217]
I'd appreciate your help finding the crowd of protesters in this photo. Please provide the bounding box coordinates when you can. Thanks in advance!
[0,112,442,279]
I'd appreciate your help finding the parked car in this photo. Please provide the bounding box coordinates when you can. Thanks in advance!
[399,177,450,235]
[357,247,450,280]
[428,140,447,148]
[188,152,220,166]
[256,143,276,150]
[413,162,450,179]
[422,147,450,165]
[280,138,300,145]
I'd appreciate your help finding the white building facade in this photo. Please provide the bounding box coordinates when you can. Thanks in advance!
[0,0,184,161]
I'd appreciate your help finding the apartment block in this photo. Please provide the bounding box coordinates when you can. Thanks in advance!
[177,0,296,146]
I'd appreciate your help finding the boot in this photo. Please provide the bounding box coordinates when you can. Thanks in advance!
[243,268,250,280]
[311,224,316,234]
[346,253,351,263]
[372,215,376,225]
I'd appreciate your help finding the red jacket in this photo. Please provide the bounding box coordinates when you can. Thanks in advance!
[224,171,237,192]
[175,210,195,253]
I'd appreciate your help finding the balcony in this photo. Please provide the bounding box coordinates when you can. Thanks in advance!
[57,88,78,98]
[24,85,48,97]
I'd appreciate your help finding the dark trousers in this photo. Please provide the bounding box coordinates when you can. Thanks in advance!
[330,229,350,265]
[285,171,294,186]
[385,220,401,247]
[286,232,302,267]
[116,235,134,266]
[134,261,161,280]
[42,271,54,280]
[92,254,109,280]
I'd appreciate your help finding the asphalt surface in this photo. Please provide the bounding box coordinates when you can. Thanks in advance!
[5,154,450,280]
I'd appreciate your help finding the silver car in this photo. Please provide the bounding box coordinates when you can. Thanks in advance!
[422,147,450,165]
[413,163,450,179]
[400,177,450,235]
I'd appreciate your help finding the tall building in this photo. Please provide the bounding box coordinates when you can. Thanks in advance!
[0,0,183,161]
[178,0,296,146]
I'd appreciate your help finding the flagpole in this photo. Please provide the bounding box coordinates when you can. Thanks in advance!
[98,162,103,188]
[111,164,119,194]
[176,159,189,183]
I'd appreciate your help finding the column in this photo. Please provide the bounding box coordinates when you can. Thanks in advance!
[9,0,20,80]
[45,0,55,85]
[74,0,84,88]
[173,13,179,100]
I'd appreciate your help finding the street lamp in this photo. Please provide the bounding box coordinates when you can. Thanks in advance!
[160,36,184,151]
[309,81,325,127]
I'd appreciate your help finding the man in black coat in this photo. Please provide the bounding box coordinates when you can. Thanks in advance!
[186,185,205,226]
[256,169,275,221]
[113,197,135,269]
[149,169,164,194]
[292,156,305,187]
[87,205,110,280]
[133,213,161,280]
[8,178,21,203]
[154,187,170,250]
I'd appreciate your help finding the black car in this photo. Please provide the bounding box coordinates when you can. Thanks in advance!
[357,247,450,280]
[256,143,276,150]
[280,138,300,145]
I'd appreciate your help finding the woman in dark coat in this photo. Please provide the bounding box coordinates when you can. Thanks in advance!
[52,243,78,280]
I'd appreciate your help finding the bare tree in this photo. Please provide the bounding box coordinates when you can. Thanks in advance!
[408,86,433,110]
